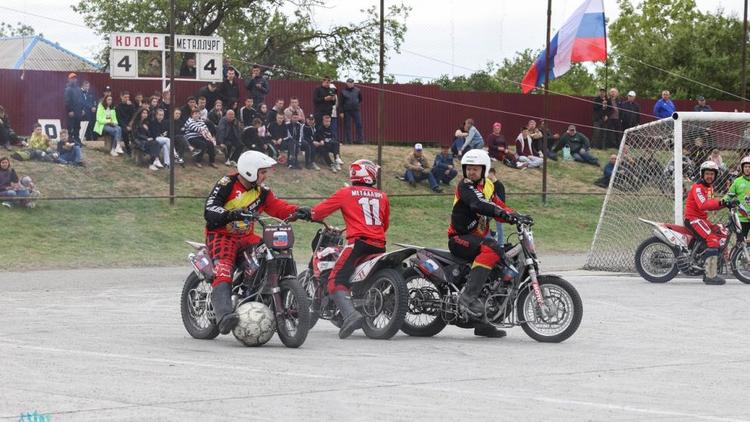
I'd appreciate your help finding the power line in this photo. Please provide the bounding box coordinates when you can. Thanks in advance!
[0,6,92,30]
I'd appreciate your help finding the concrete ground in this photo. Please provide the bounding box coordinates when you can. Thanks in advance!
[2,262,750,422]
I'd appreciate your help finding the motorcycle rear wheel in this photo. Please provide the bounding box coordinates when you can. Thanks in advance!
[400,269,447,337]
[635,236,679,283]
[274,277,311,348]
[730,246,750,284]
[517,275,582,343]
[180,273,220,340]
[360,269,408,340]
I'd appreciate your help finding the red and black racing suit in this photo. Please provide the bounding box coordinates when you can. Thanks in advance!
[684,180,723,249]
[448,178,514,269]
[204,173,298,287]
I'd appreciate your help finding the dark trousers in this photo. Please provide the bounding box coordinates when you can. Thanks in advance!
[288,139,312,167]
[405,169,438,190]
[67,114,81,144]
[431,166,457,185]
[605,119,623,149]
[342,110,363,144]
[591,120,605,149]
[314,143,333,166]
[188,137,216,163]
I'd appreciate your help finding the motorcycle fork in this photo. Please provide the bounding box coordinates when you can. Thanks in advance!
[265,260,285,319]
[526,259,549,315]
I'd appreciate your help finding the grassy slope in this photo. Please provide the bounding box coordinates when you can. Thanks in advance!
[3,142,612,269]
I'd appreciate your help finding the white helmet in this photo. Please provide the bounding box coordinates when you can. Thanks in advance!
[237,151,277,183]
[699,160,719,179]
[460,149,491,178]
[741,156,750,168]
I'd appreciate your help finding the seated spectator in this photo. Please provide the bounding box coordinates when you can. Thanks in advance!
[286,113,311,170]
[404,143,442,193]
[27,123,56,162]
[708,148,726,171]
[181,97,198,121]
[0,106,25,149]
[554,125,600,166]
[94,94,124,157]
[0,156,31,208]
[486,122,519,168]
[595,154,617,188]
[147,95,161,118]
[149,108,176,168]
[196,82,220,111]
[312,115,341,172]
[217,109,242,166]
[302,114,319,170]
[179,56,197,78]
[284,97,305,122]
[184,108,217,168]
[515,127,543,168]
[257,103,269,126]
[131,108,165,171]
[268,98,286,123]
[457,118,484,157]
[239,98,259,127]
[56,129,84,166]
[169,108,189,167]
[267,112,291,159]
[432,145,457,186]
[451,122,468,156]
[208,99,224,127]
[157,89,171,112]
[528,119,557,161]
[238,118,273,160]
[487,167,506,243]
[196,96,209,121]
[115,91,136,156]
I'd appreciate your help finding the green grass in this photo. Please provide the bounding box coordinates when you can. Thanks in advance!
[3,143,610,269]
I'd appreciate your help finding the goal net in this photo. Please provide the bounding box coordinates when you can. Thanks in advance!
[585,112,750,272]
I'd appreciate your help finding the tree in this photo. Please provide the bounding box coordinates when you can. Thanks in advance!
[72,0,410,81]
[608,0,746,100]
[0,22,35,37]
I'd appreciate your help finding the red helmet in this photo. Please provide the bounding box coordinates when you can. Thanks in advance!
[349,159,379,185]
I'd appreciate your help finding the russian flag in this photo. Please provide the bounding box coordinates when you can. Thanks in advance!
[521,0,606,94]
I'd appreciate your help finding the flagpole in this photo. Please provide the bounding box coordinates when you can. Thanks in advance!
[542,0,552,205]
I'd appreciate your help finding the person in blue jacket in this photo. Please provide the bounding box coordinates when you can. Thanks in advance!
[653,90,675,119]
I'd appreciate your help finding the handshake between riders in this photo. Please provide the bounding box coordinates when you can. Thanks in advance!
[202,149,531,339]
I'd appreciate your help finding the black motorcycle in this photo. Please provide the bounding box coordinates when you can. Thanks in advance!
[396,218,583,343]
[180,213,311,348]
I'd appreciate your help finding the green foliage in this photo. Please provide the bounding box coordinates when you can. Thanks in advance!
[608,0,746,100]
[0,22,35,37]
[72,0,410,81]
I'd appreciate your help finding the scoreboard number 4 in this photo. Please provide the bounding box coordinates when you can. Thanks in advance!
[111,49,138,78]
[198,53,222,82]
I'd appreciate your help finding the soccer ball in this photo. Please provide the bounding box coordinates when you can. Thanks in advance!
[232,301,275,346]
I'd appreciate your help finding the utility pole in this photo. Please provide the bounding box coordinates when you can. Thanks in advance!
[542,0,552,205]
[168,0,176,205]
[743,0,748,111]
[377,0,385,188]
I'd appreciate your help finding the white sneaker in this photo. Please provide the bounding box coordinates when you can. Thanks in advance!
[153,158,164,168]
[331,164,338,173]
[110,149,118,157]
[225,159,232,166]
[312,163,320,171]
[336,163,342,171]
[149,164,159,171]
[115,143,124,154]
[335,156,344,165]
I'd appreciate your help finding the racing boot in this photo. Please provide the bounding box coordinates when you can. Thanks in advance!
[473,323,507,338]
[459,266,491,317]
[211,282,240,334]
[703,253,726,285]
[332,290,364,339]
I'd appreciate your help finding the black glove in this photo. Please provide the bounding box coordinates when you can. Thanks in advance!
[227,209,254,222]
[504,211,520,225]
[518,214,534,225]
[722,198,740,208]
[291,207,312,222]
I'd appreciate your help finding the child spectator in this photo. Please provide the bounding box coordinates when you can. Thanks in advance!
[403,143,442,193]
[184,108,217,168]
[131,108,165,171]
[487,167,506,243]
[0,156,31,208]
[515,127,543,168]
[27,123,56,162]
[56,129,84,166]
[94,94,124,156]
[432,145,458,185]
[457,118,484,157]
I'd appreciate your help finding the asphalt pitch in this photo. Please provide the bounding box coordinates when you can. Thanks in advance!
[1,266,749,422]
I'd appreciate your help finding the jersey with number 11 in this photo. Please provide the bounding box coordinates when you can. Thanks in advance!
[311,185,390,245]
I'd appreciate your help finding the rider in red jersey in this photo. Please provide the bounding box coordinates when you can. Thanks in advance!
[684,161,737,285]
[309,159,389,339]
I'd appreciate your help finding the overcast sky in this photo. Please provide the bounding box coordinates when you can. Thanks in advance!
[0,0,743,81]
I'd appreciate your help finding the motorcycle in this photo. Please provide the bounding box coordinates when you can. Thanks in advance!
[297,220,413,339]
[635,201,750,284]
[180,213,311,348]
[395,218,583,343]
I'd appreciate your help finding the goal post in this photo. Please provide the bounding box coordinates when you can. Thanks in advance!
[586,112,750,272]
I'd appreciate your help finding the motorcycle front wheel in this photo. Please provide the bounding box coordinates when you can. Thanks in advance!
[517,275,582,343]
[634,236,679,283]
[359,269,409,340]
[400,269,447,337]
[730,246,750,284]
[180,272,220,340]
[298,269,321,329]
[274,277,311,348]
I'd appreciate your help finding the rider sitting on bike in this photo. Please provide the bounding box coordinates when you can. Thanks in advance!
[204,150,310,334]
[449,149,530,338]
[308,159,390,339]
[725,155,750,241]
[685,160,738,285]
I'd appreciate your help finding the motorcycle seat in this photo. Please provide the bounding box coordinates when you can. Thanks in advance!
[665,224,693,237]
[424,248,470,265]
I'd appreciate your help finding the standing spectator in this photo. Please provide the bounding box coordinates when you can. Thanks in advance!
[179,55,197,78]
[56,129,84,166]
[592,88,609,149]
[313,115,341,172]
[219,68,240,110]
[514,127,543,168]
[239,98,259,127]
[432,145,458,185]
[196,82,220,111]
[80,80,97,141]
[620,91,641,133]
[246,65,269,109]
[94,94,123,157]
[339,78,364,144]
[217,109,242,166]
[0,106,24,149]
[313,77,337,127]
[222,58,239,79]
[184,108,217,168]
[653,90,676,119]
[595,154,617,188]
[149,108,176,168]
[268,99,285,124]
[487,167,506,243]
[555,125,600,166]
[131,108,164,171]
[486,122,518,167]
[457,118,484,157]
[64,73,83,145]
[605,88,623,148]
[694,96,713,112]
[0,157,30,208]
[528,119,557,161]
[284,97,306,123]
[403,143,442,193]
[116,91,136,156]
[329,83,340,140]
